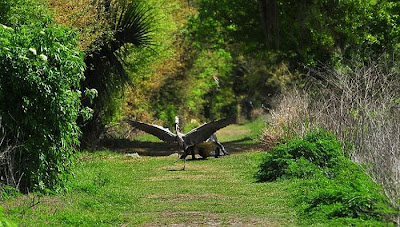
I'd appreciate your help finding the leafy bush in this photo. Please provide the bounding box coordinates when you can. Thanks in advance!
[298,159,393,222]
[256,129,396,224]
[256,129,342,181]
[0,22,85,191]
[0,0,49,26]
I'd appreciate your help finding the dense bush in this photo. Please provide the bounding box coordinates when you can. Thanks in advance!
[256,130,396,224]
[0,0,49,27]
[256,129,342,181]
[298,159,394,223]
[47,0,110,51]
[309,59,400,211]
[0,22,85,191]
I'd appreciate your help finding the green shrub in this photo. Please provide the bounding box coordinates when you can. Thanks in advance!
[0,0,49,26]
[0,22,85,192]
[256,129,396,225]
[298,159,393,223]
[255,129,342,181]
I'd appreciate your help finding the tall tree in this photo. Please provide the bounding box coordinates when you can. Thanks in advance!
[80,0,153,147]
[258,0,279,49]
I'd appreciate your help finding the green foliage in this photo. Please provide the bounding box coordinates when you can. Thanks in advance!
[145,47,236,127]
[0,0,52,63]
[0,207,16,227]
[298,159,393,223]
[194,0,400,65]
[256,129,342,181]
[156,48,236,123]
[121,0,400,129]
[0,22,85,191]
[189,0,263,51]
[0,0,50,26]
[80,0,154,145]
[278,0,400,65]
[122,0,188,123]
[256,129,396,225]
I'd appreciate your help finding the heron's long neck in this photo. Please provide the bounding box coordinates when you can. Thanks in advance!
[175,123,184,148]
[175,123,180,134]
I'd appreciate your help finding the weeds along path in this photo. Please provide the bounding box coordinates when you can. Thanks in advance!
[3,152,297,226]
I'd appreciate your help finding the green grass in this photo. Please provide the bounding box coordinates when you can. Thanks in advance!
[216,116,268,144]
[2,116,394,226]
[1,151,297,226]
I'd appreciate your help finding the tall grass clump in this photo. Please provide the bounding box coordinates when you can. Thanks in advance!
[260,89,310,150]
[262,56,400,221]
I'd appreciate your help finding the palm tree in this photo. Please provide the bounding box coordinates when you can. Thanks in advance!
[80,0,153,147]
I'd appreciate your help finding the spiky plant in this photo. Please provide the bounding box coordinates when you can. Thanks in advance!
[80,0,153,147]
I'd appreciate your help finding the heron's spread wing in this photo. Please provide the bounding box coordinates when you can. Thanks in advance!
[125,119,177,143]
[183,116,235,147]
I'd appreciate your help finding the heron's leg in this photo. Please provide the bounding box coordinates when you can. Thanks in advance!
[180,148,190,170]
[173,153,182,164]
[181,146,192,160]
[180,152,187,160]
[182,157,186,171]
[216,141,228,155]
[182,147,191,159]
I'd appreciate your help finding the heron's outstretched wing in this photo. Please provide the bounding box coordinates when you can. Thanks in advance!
[125,119,177,143]
[183,116,235,148]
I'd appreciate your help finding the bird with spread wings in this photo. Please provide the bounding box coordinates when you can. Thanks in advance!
[125,116,235,167]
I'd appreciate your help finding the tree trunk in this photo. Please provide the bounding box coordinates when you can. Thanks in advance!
[258,0,280,49]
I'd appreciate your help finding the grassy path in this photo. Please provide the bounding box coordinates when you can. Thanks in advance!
[3,116,395,226]
[3,151,297,226]
[2,117,300,226]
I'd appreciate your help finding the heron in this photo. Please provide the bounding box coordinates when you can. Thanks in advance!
[125,116,235,169]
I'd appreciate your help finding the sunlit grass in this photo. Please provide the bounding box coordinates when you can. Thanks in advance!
[2,151,297,226]
[216,115,268,144]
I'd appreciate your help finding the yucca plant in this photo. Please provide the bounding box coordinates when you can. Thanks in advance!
[80,0,153,147]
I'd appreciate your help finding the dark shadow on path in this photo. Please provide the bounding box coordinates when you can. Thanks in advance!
[222,137,261,154]
[98,137,261,157]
